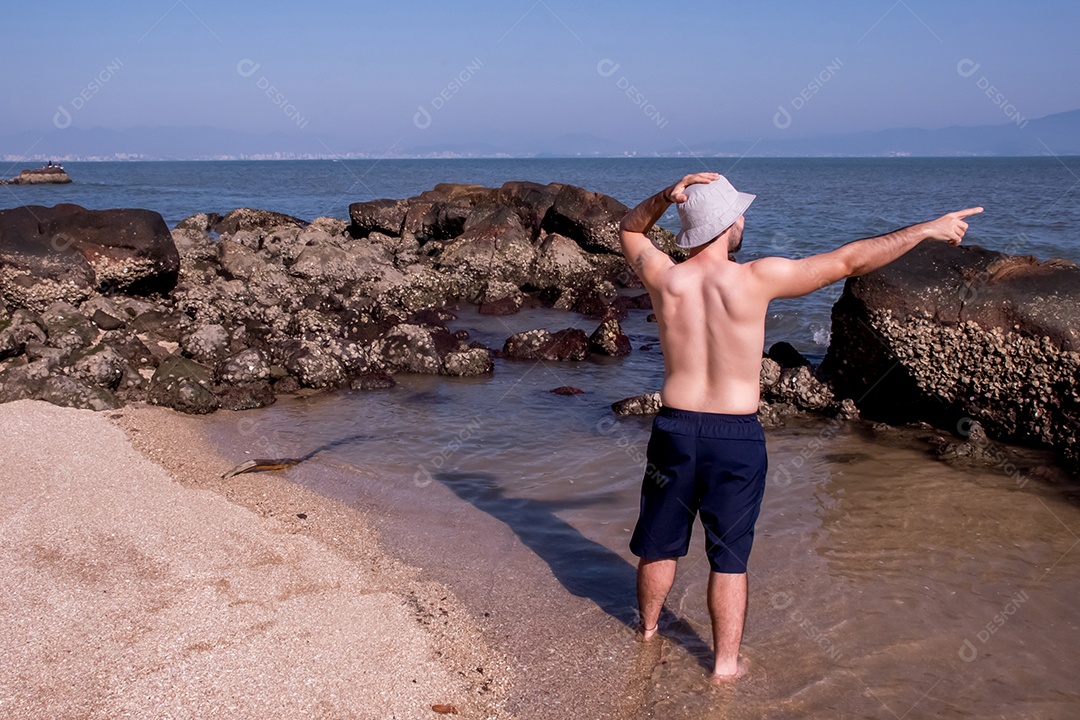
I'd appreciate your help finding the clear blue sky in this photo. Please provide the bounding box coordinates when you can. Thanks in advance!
[3,0,1077,152]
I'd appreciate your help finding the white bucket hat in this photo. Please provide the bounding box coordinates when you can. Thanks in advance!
[674,176,755,249]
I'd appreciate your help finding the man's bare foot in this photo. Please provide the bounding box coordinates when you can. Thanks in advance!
[640,623,660,641]
[710,657,748,683]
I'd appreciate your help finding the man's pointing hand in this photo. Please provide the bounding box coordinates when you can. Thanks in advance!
[924,207,984,246]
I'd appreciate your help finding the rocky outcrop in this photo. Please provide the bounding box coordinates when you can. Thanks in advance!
[502,328,590,362]
[589,318,631,357]
[822,242,1080,471]
[0,166,72,185]
[0,204,179,310]
[612,391,662,416]
[348,181,676,310]
[0,180,678,415]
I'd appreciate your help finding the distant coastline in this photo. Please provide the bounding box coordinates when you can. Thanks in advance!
[2,108,1078,162]
[3,153,1079,163]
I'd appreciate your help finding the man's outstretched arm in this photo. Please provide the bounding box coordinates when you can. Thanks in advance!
[619,173,718,283]
[750,207,984,300]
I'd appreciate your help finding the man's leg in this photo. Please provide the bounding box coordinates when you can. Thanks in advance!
[708,571,748,678]
[636,557,677,640]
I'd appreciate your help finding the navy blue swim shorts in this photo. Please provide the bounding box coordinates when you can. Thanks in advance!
[629,406,768,574]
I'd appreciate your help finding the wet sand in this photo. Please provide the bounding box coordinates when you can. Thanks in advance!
[0,399,511,719]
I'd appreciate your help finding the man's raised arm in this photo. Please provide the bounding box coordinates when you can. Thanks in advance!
[619,173,719,283]
[750,207,984,300]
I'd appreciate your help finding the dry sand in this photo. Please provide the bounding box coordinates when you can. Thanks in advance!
[0,399,511,719]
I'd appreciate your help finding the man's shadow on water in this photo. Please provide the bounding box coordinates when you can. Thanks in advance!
[434,470,715,672]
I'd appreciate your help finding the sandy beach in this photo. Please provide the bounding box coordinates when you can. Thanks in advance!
[0,399,511,719]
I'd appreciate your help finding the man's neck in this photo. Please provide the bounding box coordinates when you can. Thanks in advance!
[687,240,732,263]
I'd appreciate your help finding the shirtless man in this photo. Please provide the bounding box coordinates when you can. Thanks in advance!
[619,172,982,680]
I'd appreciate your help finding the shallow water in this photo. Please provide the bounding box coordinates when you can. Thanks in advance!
[206,304,1080,719]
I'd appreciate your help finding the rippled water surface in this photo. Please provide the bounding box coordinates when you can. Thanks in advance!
[206,305,1080,719]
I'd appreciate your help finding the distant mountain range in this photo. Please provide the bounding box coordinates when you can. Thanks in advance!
[2,109,1077,161]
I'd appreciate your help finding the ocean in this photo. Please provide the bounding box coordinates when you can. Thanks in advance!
[7,157,1080,717]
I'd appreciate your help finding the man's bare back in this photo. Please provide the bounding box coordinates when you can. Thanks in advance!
[649,241,768,414]
[619,171,982,680]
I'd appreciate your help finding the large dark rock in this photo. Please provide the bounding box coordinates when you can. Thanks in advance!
[348,199,409,237]
[0,206,97,309]
[612,391,662,416]
[42,206,179,295]
[181,323,231,365]
[212,208,307,236]
[147,354,220,414]
[418,183,502,206]
[41,376,121,411]
[822,242,1080,470]
[503,328,590,362]
[530,233,595,289]
[437,209,535,294]
[71,345,128,389]
[215,381,276,411]
[589,318,631,357]
[284,341,346,388]
[0,310,46,359]
[499,181,561,236]
[477,281,524,316]
[0,205,179,309]
[541,185,628,254]
[218,348,271,385]
[0,359,53,402]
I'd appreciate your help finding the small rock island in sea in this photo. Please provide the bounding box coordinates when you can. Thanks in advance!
[0,164,72,185]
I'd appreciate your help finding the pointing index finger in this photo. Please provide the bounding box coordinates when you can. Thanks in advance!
[956,206,984,218]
